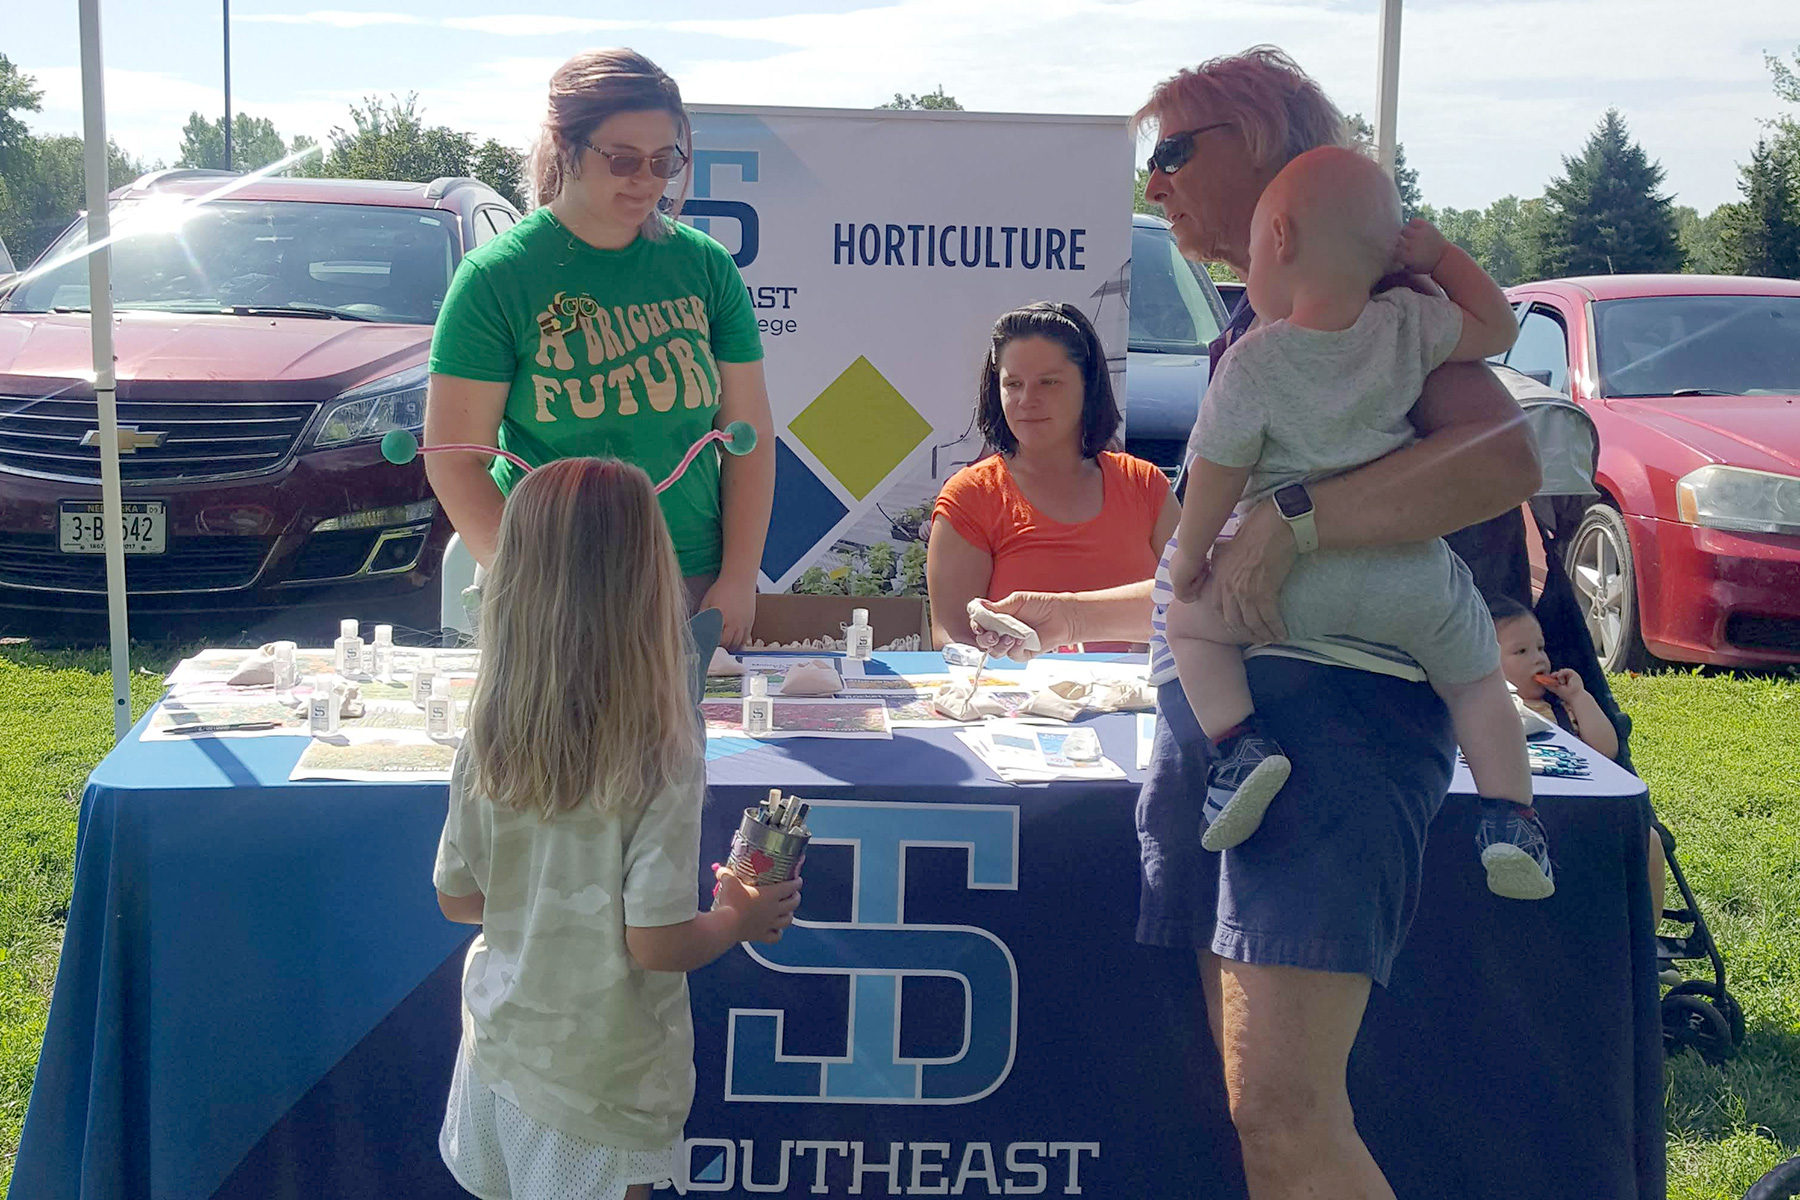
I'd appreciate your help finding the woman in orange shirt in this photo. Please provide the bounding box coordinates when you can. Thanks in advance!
[927,302,1180,649]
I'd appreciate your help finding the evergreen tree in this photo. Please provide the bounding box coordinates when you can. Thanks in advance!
[1346,113,1423,220]
[1531,109,1682,277]
[1720,139,1800,278]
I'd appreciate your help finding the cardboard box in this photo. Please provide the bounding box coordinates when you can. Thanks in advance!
[750,594,930,648]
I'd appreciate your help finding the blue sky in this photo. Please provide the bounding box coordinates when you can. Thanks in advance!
[8,0,1800,214]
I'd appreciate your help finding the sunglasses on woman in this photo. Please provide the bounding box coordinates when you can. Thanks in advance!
[583,142,690,179]
[1146,122,1233,176]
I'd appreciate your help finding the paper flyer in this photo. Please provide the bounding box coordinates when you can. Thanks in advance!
[699,698,892,739]
[290,729,459,782]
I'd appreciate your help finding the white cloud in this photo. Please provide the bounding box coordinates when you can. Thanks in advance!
[24,0,1800,212]
[236,10,425,28]
[441,16,656,36]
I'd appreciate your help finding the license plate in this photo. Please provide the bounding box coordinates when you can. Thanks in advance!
[59,500,168,555]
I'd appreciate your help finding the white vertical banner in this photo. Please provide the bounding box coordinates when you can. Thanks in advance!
[685,106,1132,593]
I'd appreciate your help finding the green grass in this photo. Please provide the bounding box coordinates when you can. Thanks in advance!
[0,644,170,1192]
[1615,670,1800,1197]
[0,652,1794,1196]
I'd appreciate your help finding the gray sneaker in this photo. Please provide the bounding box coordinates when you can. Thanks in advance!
[1201,725,1291,852]
[1477,799,1555,900]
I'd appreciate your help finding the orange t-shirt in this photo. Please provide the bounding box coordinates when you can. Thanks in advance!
[931,451,1170,601]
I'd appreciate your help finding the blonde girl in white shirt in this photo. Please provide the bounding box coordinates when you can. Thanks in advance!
[433,456,800,1200]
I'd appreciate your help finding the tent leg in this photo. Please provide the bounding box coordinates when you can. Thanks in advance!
[79,0,132,743]
[1375,0,1403,178]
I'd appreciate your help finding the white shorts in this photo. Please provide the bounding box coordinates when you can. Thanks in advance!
[440,1040,680,1200]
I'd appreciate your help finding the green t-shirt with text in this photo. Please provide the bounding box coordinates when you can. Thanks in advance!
[430,210,763,577]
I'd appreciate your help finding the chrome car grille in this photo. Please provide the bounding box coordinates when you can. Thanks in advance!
[0,395,318,482]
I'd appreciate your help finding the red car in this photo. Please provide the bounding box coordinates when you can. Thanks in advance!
[0,169,523,628]
[1497,275,1800,670]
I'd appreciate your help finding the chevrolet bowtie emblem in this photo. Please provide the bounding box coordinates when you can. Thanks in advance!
[80,426,169,454]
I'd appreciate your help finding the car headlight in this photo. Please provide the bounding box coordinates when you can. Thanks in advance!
[1675,465,1800,536]
[310,364,427,449]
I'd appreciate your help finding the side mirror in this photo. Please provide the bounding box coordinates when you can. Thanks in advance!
[1523,369,1554,387]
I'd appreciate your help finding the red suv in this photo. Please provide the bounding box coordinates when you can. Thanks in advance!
[0,169,522,626]
[1496,275,1800,671]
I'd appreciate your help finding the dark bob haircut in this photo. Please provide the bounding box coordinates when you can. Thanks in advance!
[1486,594,1536,626]
[975,302,1121,459]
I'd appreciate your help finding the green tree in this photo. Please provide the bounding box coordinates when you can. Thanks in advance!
[1347,113,1423,220]
[1674,204,1734,275]
[1,133,149,265]
[877,86,962,111]
[1530,108,1682,277]
[318,96,523,202]
[176,111,290,172]
[0,54,44,182]
[1719,139,1800,278]
[472,137,527,209]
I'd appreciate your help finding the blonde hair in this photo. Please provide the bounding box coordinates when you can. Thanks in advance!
[466,457,699,819]
[529,48,692,241]
[1134,45,1349,172]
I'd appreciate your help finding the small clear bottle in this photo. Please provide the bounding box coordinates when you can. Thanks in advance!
[334,619,363,676]
[412,649,436,704]
[270,640,298,696]
[371,624,395,680]
[741,673,774,737]
[307,675,341,735]
[425,676,456,738]
[845,607,874,661]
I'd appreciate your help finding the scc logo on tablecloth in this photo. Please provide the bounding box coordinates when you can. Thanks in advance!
[725,801,1020,1105]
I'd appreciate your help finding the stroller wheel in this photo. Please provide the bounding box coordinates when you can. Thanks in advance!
[1663,993,1735,1066]
[1744,1155,1800,1199]
[1667,980,1748,1047]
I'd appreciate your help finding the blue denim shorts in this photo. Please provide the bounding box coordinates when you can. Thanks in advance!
[1137,657,1455,987]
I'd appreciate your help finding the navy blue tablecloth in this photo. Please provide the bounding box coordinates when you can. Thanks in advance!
[10,654,1662,1200]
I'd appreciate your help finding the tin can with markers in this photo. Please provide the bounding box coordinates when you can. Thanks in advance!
[712,799,810,909]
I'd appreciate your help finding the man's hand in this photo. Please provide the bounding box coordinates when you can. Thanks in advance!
[972,591,1074,660]
[699,574,758,650]
[1395,218,1450,276]
[1204,500,1294,644]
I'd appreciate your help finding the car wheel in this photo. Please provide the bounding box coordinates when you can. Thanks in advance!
[1568,505,1649,673]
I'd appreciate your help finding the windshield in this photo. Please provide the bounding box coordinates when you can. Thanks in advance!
[1,199,458,325]
[1596,294,1800,398]
[1129,224,1223,354]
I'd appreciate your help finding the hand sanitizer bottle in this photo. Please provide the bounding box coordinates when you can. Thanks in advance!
[334,619,363,676]
[371,624,394,680]
[271,640,298,695]
[307,676,341,735]
[846,607,874,661]
[426,676,456,738]
[413,650,436,704]
[741,673,774,737]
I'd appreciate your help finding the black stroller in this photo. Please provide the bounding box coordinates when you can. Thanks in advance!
[1448,368,1747,1073]
[1492,505,1747,1070]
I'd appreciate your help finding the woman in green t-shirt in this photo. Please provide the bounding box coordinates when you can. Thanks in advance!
[426,48,773,647]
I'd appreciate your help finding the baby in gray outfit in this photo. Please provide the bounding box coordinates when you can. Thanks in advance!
[1163,145,1552,900]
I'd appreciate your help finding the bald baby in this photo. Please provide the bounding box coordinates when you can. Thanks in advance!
[1246,146,1408,322]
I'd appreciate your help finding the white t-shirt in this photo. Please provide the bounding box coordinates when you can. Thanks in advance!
[434,743,704,1151]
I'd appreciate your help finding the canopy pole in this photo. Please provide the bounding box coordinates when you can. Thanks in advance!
[1375,0,1403,177]
[78,0,132,743]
